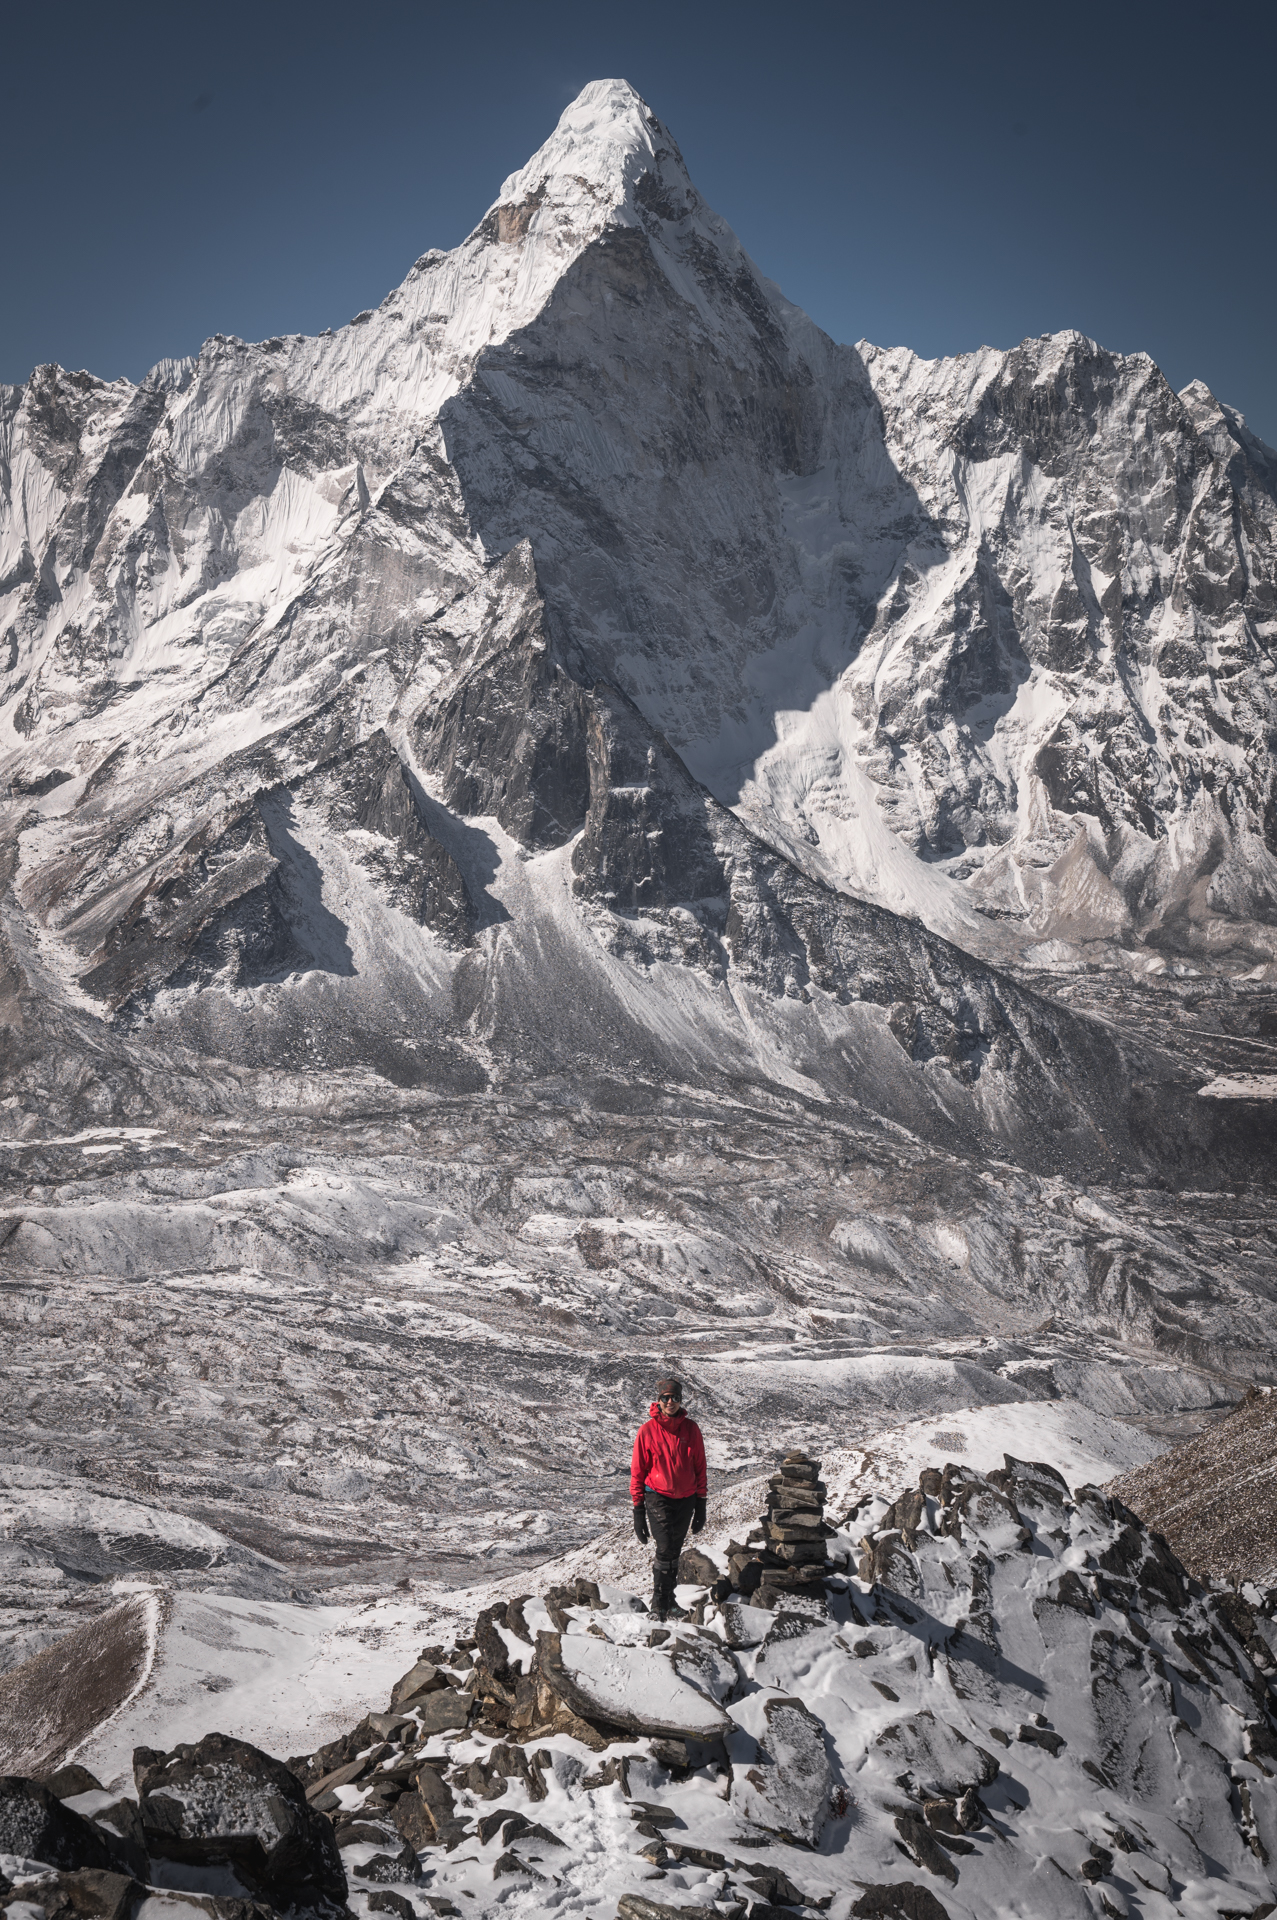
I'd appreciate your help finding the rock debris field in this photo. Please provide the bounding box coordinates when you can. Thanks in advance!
[4,1452,1277,1920]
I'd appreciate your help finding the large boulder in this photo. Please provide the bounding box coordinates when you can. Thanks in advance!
[0,1777,143,1878]
[535,1634,732,1741]
[732,1696,833,1847]
[133,1733,346,1912]
[388,1660,447,1711]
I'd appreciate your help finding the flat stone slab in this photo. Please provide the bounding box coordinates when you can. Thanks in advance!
[408,1691,472,1735]
[537,1633,732,1739]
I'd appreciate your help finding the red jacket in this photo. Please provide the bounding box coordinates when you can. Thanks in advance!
[631,1404,707,1505]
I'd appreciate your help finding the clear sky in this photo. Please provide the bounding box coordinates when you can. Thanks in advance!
[6,0,1275,443]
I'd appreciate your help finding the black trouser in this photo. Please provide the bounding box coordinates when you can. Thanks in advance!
[645,1487,696,1613]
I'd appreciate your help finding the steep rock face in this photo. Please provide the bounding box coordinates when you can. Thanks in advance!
[18,717,473,1017]
[416,543,592,850]
[826,343,1277,959]
[399,542,1161,1164]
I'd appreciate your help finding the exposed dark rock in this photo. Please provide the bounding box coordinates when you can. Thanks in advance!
[1016,1721,1065,1756]
[132,1732,345,1912]
[491,1848,541,1880]
[391,1763,464,1849]
[737,1694,832,1847]
[677,1548,721,1587]
[352,1844,419,1884]
[615,1898,726,1920]
[580,1755,630,1795]
[389,1795,434,1854]
[8,1869,150,1920]
[41,1767,104,1801]
[873,1713,1000,1798]
[388,1660,446,1711]
[89,1800,147,1861]
[737,1864,810,1907]
[0,1778,142,1878]
[309,730,473,947]
[850,1886,952,1920]
[893,1813,958,1884]
[408,1691,471,1736]
[418,542,593,850]
[364,1894,416,1920]
[8,768,72,798]
[333,1822,397,1849]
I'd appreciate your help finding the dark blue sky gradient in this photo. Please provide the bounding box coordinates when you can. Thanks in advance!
[6,0,1275,441]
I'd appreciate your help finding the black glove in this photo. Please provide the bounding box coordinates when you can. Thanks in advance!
[692,1496,706,1535]
[632,1503,649,1544]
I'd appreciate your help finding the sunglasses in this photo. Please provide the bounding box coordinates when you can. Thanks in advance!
[656,1392,679,1403]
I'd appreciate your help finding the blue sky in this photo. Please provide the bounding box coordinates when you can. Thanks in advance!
[7,0,1275,442]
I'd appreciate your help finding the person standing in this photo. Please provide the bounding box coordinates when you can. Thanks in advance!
[630,1375,707,1620]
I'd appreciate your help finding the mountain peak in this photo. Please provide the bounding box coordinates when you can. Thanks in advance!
[494,78,693,225]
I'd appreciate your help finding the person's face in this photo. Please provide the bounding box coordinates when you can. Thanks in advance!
[657,1389,680,1410]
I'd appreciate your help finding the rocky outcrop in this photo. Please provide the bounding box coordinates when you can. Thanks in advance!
[533,1631,733,1741]
[417,544,592,851]
[299,731,473,947]
[52,724,472,1012]
[133,1732,346,1913]
[7,1453,1276,1917]
[0,1776,143,1878]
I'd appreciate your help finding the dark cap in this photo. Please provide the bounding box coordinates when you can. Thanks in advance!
[654,1375,682,1400]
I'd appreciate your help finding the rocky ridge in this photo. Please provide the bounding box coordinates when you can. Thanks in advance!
[3,1455,1276,1920]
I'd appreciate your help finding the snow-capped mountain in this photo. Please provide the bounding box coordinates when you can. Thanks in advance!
[4,76,1275,988]
[2,78,1274,1158]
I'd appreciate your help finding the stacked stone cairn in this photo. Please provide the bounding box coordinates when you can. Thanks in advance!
[737,1449,829,1609]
